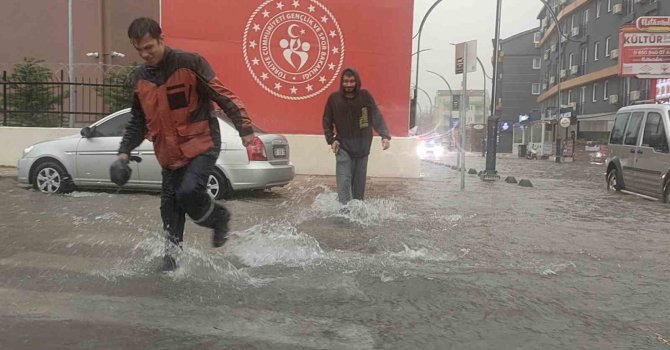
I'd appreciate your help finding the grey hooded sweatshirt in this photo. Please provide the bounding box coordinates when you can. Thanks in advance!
[322,68,391,159]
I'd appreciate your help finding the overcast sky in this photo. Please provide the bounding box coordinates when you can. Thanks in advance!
[412,0,545,110]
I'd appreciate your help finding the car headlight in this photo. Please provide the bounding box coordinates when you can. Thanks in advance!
[22,145,34,157]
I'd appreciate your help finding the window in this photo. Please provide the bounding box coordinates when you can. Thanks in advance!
[581,46,588,69]
[532,83,541,95]
[624,112,644,146]
[607,0,612,12]
[569,53,575,67]
[610,113,630,144]
[594,42,600,61]
[592,83,598,102]
[605,37,611,57]
[596,0,602,18]
[581,86,587,109]
[567,89,573,104]
[642,112,669,153]
[583,9,590,32]
[604,80,609,100]
[93,113,132,137]
[533,57,542,69]
[571,14,577,30]
[533,32,542,44]
[625,0,633,15]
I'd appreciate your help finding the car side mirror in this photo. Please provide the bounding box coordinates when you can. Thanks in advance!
[81,126,95,138]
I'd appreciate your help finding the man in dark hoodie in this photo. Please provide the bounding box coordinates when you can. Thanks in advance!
[323,68,391,204]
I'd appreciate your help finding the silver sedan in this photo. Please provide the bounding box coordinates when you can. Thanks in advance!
[17,109,295,199]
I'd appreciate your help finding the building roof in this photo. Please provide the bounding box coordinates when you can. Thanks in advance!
[500,27,540,44]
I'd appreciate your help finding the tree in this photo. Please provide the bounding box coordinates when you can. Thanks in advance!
[98,64,137,112]
[7,58,64,127]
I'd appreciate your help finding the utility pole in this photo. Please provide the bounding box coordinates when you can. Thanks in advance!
[482,0,503,181]
[68,0,76,128]
[460,44,468,191]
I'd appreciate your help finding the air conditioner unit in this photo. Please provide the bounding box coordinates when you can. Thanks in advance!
[544,50,550,60]
[560,34,568,43]
[630,90,641,101]
[551,43,557,52]
[568,102,577,110]
[611,49,619,59]
[560,69,567,78]
[535,42,542,48]
[634,0,647,4]
[550,76,556,85]
[570,65,579,75]
[571,27,580,37]
[613,3,623,14]
[609,94,619,104]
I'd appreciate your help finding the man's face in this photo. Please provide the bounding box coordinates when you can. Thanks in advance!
[132,34,165,66]
[342,74,356,93]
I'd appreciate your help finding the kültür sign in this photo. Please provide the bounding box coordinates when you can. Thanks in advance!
[620,17,670,77]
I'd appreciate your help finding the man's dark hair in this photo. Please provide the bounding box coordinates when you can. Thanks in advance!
[128,17,162,42]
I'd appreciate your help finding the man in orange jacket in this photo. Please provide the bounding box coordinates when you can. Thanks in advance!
[117,17,254,271]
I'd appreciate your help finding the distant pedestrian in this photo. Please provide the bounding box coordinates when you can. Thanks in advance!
[115,17,254,271]
[322,68,391,204]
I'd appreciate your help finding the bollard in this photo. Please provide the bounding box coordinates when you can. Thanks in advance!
[505,176,517,184]
[518,179,533,187]
[468,168,478,175]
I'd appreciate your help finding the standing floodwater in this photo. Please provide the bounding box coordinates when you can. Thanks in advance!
[0,156,668,349]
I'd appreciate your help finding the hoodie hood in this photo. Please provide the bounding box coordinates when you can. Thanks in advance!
[340,67,361,96]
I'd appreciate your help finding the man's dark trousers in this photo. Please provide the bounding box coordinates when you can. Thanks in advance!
[160,151,229,245]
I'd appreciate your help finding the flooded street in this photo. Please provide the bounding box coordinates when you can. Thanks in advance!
[0,156,669,349]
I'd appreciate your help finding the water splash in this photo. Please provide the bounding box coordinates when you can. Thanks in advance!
[389,243,459,262]
[296,190,406,227]
[226,221,325,268]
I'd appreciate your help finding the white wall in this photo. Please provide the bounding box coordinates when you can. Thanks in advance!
[0,127,421,178]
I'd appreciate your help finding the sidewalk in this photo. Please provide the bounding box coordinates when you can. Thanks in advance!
[0,167,17,178]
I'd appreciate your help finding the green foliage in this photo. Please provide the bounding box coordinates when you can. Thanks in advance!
[6,58,64,127]
[97,64,138,112]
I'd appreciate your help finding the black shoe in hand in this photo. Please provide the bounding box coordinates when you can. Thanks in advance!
[212,213,230,248]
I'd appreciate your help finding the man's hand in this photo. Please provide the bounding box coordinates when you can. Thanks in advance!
[241,133,255,147]
[331,140,340,154]
[382,139,390,150]
[117,153,129,161]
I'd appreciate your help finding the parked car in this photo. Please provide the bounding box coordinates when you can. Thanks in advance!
[605,104,670,201]
[17,109,295,199]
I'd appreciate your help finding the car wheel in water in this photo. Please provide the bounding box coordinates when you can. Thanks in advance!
[606,168,621,192]
[207,170,233,200]
[32,161,74,194]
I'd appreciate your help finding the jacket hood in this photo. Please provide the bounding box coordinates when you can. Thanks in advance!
[340,67,361,96]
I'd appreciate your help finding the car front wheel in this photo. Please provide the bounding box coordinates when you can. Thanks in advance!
[207,170,233,200]
[606,168,622,192]
[32,161,73,194]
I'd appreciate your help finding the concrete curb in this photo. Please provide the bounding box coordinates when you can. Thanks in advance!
[0,167,17,178]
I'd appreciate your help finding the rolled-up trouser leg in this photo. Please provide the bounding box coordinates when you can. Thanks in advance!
[161,168,186,246]
[336,149,354,204]
[351,156,369,201]
[176,152,229,229]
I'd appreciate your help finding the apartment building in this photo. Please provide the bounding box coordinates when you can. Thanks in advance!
[534,0,668,154]
[495,28,543,153]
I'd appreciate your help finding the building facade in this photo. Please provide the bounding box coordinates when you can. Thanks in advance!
[535,0,668,156]
[496,28,543,153]
[434,89,488,151]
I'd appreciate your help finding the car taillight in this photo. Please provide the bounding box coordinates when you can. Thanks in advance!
[246,136,267,161]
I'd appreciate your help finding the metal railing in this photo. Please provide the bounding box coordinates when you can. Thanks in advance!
[1,69,130,127]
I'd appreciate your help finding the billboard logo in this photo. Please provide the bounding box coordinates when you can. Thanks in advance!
[636,16,670,33]
[243,0,345,100]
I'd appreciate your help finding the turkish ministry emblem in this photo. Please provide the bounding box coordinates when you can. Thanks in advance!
[243,0,345,100]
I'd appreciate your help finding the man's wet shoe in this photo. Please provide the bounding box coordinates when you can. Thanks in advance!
[161,254,177,271]
[212,212,230,248]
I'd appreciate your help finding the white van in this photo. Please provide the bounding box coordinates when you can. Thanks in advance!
[606,104,670,201]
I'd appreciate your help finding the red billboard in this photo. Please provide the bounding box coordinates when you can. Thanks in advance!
[620,20,670,77]
[161,0,413,136]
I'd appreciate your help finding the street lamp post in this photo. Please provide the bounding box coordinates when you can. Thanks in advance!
[482,0,503,181]
[411,0,444,130]
[426,70,454,130]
